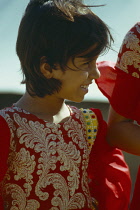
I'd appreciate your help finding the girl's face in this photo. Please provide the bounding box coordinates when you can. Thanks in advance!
[52,55,100,103]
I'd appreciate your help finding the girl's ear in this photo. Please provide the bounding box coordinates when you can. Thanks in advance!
[40,62,53,79]
[40,56,53,79]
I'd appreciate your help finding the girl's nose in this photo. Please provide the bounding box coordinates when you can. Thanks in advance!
[89,66,100,80]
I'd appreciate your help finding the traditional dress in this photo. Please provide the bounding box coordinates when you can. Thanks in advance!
[96,22,140,210]
[0,105,131,209]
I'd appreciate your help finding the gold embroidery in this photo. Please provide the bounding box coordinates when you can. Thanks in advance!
[132,72,140,78]
[81,158,93,208]
[57,141,81,196]
[7,148,36,197]
[64,118,87,150]
[1,107,98,209]
[3,184,40,209]
[117,51,140,74]
[121,31,140,53]
[49,173,85,209]
[116,24,140,77]
[136,23,140,33]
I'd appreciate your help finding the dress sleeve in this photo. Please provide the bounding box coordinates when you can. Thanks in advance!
[95,22,140,123]
[96,61,140,123]
[88,108,131,210]
[0,115,10,209]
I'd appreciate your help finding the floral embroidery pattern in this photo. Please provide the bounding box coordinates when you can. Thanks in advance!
[116,23,140,78]
[8,148,36,197]
[0,106,98,209]
[3,184,40,209]
[117,51,140,74]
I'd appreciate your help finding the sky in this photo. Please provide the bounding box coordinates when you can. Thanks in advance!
[0,0,140,102]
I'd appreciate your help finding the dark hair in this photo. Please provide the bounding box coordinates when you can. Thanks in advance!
[16,0,113,97]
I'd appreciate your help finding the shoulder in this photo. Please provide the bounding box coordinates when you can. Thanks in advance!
[89,108,103,120]
[89,108,107,129]
[79,107,107,149]
[0,107,11,128]
[69,105,107,131]
[0,107,13,145]
[70,106,106,127]
[79,107,104,129]
[0,109,11,182]
[0,107,14,124]
[0,108,11,140]
[0,114,10,133]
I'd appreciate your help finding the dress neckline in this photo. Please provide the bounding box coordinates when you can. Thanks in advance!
[12,104,74,126]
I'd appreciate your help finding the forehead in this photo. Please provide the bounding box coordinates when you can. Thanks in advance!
[77,44,97,56]
[75,44,98,61]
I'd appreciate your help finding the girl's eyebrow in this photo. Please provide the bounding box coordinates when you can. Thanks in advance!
[75,57,90,64]
[76,44,98,58]
[76,55,98,62]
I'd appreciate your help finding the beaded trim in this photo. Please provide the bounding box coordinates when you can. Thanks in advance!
[80,108,98,151]
[92,197,99,210]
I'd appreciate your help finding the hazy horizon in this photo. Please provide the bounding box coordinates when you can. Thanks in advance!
[0,0,139,101]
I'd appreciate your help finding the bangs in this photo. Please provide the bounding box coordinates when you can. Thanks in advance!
[77,42,107,61]
[64,14,112,64]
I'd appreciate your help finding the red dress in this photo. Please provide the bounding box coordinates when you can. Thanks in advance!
[0,105,131,210]
[96,22,140,210]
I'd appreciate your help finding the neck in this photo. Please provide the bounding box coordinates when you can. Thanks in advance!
[15,92,70,123]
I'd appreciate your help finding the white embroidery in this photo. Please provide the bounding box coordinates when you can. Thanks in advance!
[116,23,140,77]
[1,106,98,209]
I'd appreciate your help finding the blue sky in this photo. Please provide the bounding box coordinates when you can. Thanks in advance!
[0,0,140,101]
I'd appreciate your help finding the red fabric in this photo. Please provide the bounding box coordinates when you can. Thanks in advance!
[130,166,140,210]
[96,61,140,124]
[0,107,131,210]
[95,22,140,210]
[0,106,94,209]
[96,22,140,123]
[0,116,10,181]
[89,109,131,210]
[0,115,10,210]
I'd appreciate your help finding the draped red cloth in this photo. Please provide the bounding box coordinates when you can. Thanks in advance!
[88,109,131,210]
[95,22,140,210]
[96,61,140,210]
[96,61,140,124]
[96,22,140,124]
[96,60,140,210]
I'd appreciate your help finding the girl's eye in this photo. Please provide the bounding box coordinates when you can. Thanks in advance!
[83,61,90,66]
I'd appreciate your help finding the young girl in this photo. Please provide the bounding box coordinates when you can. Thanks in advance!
[0,0,131,209]
[96,22,140,209]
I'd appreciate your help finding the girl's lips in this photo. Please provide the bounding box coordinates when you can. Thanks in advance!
[80,82,92,89]
[80,85,89,89]
[80,85,89,94]
[80,82,92,94]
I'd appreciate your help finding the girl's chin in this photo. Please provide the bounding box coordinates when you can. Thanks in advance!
[67,97,85,103]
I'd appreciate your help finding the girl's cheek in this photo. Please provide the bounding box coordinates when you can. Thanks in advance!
[83,71,89,79]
